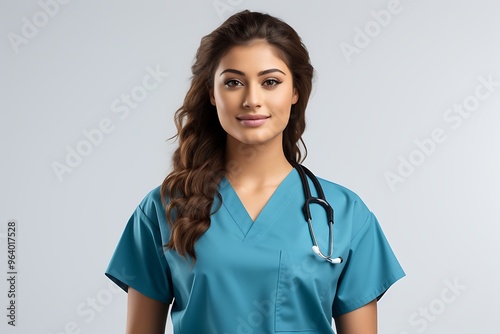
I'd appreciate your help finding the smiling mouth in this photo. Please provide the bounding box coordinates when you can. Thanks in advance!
[236,114,270,127]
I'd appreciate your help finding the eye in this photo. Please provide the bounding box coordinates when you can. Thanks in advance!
[224,79,243,87]
[263,78,282,87]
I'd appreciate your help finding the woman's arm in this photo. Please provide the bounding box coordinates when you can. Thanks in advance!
[126,287,170,334]
[334,299,378,334]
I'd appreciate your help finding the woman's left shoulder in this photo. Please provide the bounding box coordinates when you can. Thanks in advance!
[315,176,368,209]
[313,176,376,234]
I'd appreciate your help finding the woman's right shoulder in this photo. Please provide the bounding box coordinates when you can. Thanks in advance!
[136,185,169,228]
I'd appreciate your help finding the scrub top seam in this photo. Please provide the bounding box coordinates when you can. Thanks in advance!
[247,176,302,245]
[219,169,301,242]
[136,203,174,297]
[349,206,372,243]
[332,270,405,317]
[105,203,174,304]
[221,199,249,236]
[138,203,160,229]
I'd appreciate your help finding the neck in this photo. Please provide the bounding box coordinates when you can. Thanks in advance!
[225,136,293,187]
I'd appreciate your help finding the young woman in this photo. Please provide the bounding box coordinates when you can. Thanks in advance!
[105,10,405,334]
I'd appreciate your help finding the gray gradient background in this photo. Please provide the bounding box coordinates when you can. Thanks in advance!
[1,0,499,333]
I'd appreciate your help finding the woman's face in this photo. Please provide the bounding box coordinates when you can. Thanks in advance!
[210,39,298,148]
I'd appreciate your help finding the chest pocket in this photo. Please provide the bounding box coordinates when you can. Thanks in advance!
[275,250,340,332]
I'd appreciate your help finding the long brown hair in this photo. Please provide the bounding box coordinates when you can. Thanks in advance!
[160,10,314,260]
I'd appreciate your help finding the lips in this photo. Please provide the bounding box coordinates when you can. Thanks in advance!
[236,114,270,127]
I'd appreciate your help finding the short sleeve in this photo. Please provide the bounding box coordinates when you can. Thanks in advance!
[332,210,405,317]
[105,203,173,304]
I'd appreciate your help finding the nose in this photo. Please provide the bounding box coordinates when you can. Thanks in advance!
[243,83,262,109]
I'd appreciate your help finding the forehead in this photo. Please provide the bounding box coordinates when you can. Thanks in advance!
[216,40,291,74]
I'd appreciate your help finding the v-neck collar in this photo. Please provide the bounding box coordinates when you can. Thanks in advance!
[218,167,301,243]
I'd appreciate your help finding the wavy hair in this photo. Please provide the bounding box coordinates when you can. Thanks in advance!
[160,10,314,260]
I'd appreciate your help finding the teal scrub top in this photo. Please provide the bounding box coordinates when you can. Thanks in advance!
[105,168,405,333]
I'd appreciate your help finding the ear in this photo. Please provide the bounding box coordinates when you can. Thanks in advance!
[209,88,216,106]
[291,87,299,105]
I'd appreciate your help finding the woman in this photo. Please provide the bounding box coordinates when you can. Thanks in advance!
[105,10,405,334]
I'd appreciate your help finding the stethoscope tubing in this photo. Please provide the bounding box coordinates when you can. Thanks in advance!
[293,163,343,264]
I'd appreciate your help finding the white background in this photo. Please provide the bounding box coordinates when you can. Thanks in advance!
[1,0,499,333]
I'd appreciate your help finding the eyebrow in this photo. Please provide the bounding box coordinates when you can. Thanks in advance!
[219,68,286,76]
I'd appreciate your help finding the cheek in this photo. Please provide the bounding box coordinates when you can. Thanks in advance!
[215,101,237,129]
[215,91,240,112]
[269,93,293,118]
[215,103,235,123]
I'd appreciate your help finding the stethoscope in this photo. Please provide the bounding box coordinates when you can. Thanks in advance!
[293,163,343,264]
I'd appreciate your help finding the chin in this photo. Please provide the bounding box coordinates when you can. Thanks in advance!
[236,134,281,146]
